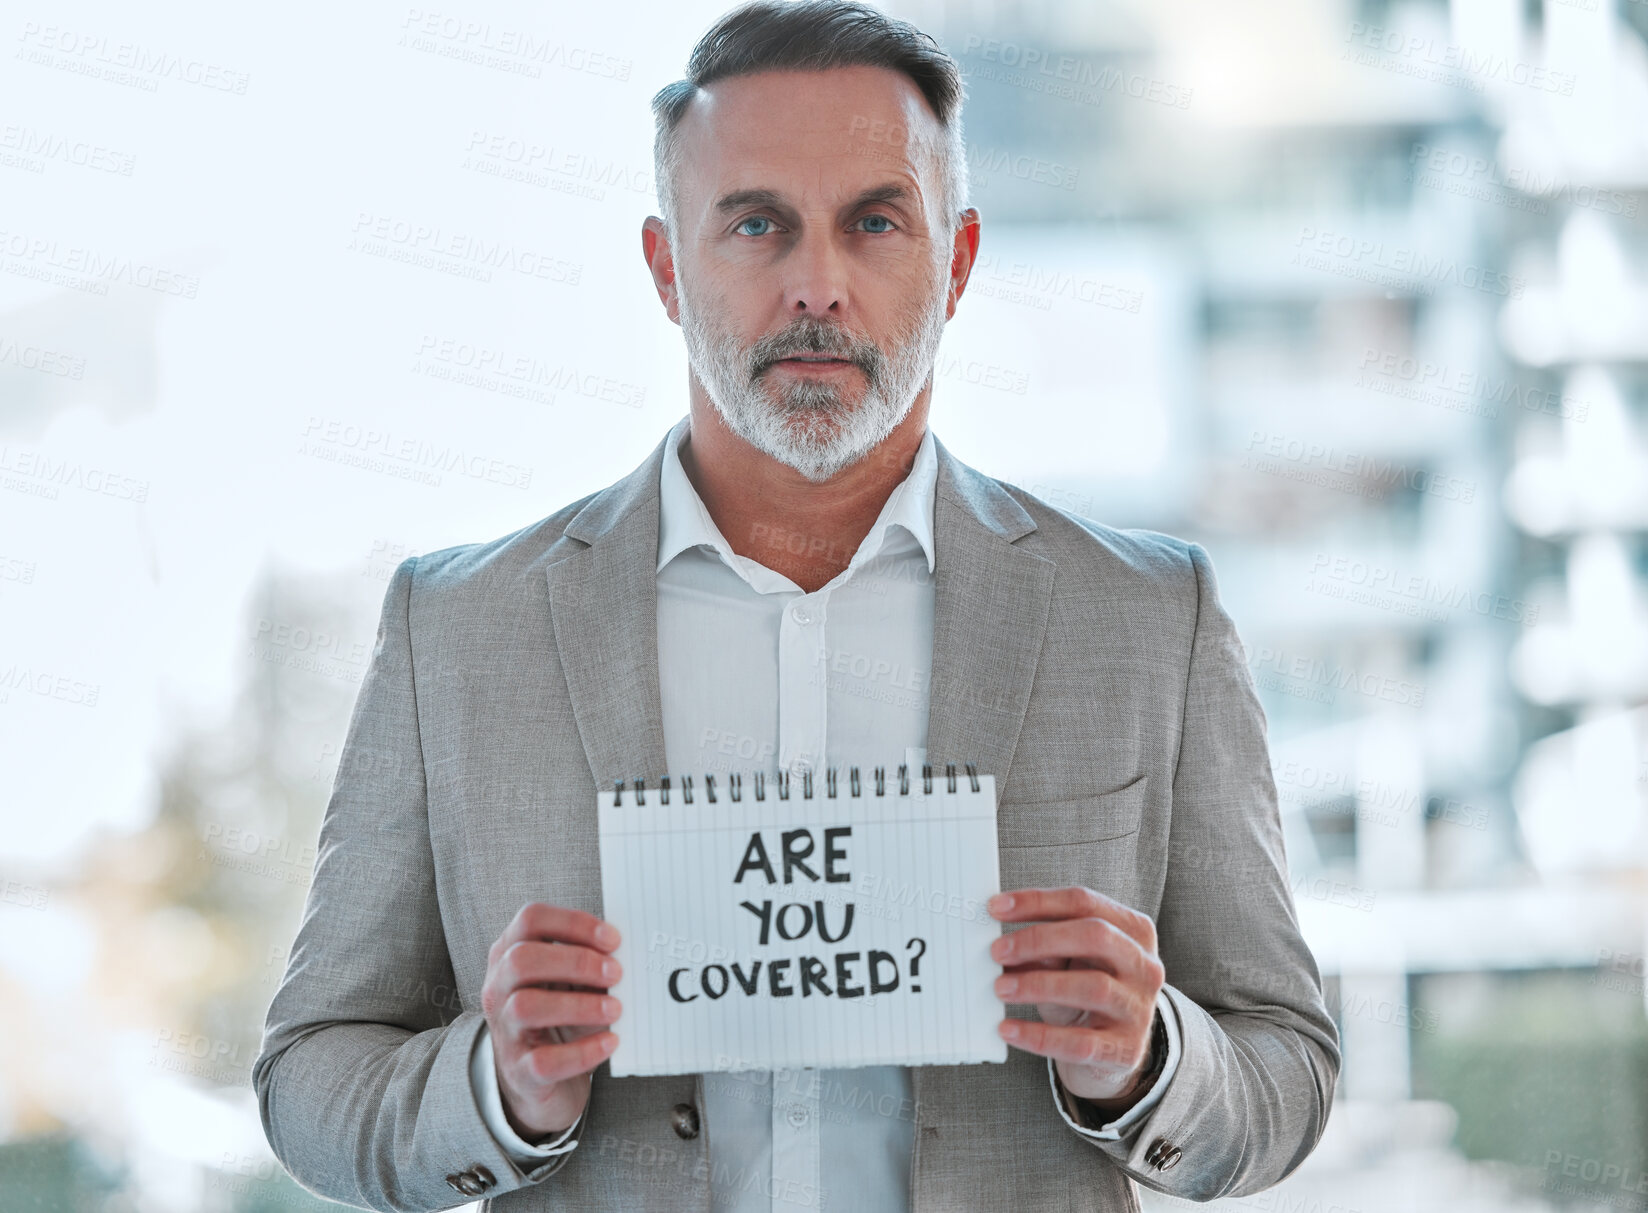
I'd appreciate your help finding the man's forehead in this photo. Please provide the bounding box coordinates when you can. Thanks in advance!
[673,67,943,220]
[678,66,942,165]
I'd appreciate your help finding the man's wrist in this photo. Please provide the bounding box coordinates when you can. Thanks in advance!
[473,1023,583,1162]
[502,1092,579,1145]
[1071,1008,1167,1119]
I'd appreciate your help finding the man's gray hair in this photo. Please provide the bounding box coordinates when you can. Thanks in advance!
[650,0,969,242]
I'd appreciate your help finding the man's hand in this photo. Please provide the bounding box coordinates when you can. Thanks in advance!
[987,887,1165,1107]
[482,902,624,1141]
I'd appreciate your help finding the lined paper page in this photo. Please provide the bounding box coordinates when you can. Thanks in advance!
[596,771,1005,1077]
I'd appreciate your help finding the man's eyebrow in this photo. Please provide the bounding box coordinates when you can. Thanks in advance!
[711,183,918,217]
[850,183,914,209]
[712,187,788,215]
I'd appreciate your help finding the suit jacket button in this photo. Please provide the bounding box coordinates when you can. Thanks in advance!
[671,1102,701,1140]
[447,1170,484,1196]
[472,1164,497,1191]
[1145,1138,1182,1171]
[444,1173,467,1193]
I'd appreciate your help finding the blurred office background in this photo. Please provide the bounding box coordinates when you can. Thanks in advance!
[2,0,1646,1209]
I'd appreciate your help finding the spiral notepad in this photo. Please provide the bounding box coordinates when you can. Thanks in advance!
[597,762,1006,1077]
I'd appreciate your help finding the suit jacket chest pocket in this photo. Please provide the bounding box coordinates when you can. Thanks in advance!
[997,775,1148,907]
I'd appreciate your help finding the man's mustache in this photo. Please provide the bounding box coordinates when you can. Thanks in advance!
[748,321,883,382]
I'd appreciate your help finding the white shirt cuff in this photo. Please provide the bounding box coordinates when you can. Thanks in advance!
[470,1022,584,1162]
[1046,989,1182,1141]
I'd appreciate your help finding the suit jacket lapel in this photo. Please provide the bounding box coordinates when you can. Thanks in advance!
[545,428,673,795]
[924,432,1055,793]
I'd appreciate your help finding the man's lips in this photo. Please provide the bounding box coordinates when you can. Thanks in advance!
[774,355,855,371]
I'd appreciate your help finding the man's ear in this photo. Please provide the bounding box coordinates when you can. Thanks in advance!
[946,207,982,319]
[641,215,681,325]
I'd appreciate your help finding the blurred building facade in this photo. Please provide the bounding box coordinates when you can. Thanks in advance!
[909,0,1648,1208]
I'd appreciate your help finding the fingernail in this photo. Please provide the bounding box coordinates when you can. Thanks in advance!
[995,976,1019,998]
[596,923,620,948]
[989,893,1014,914]
[993,935,1014,959]
[602,997,620,1019]
[603,959,621,981]
[1000,1021,1021,1040]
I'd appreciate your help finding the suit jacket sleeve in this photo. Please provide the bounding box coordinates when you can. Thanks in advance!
[251,556,586,1212]
[1066,540,1342,1200]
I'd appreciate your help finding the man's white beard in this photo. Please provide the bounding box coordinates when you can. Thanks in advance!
[677,259,950,483]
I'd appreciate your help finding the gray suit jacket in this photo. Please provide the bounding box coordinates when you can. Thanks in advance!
[253,424,1340,1212]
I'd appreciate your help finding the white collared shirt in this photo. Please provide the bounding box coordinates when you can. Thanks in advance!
[470,414,1180,1209]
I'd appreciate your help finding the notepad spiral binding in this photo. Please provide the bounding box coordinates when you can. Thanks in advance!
[613,761,981,806]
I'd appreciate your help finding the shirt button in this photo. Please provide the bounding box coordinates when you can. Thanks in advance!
[791,603,812,624]
[794,757,813,775]
[787,1103,810,1128]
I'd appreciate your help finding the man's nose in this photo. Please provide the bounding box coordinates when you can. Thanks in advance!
[784,230,847,314]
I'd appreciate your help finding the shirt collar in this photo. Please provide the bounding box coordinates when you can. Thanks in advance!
[656,413,938,581]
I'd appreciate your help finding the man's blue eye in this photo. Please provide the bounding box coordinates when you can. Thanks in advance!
[860,215,894,233]
[737,216,773,236]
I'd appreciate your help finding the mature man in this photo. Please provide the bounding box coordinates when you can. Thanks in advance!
[254,2,1340,1210]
